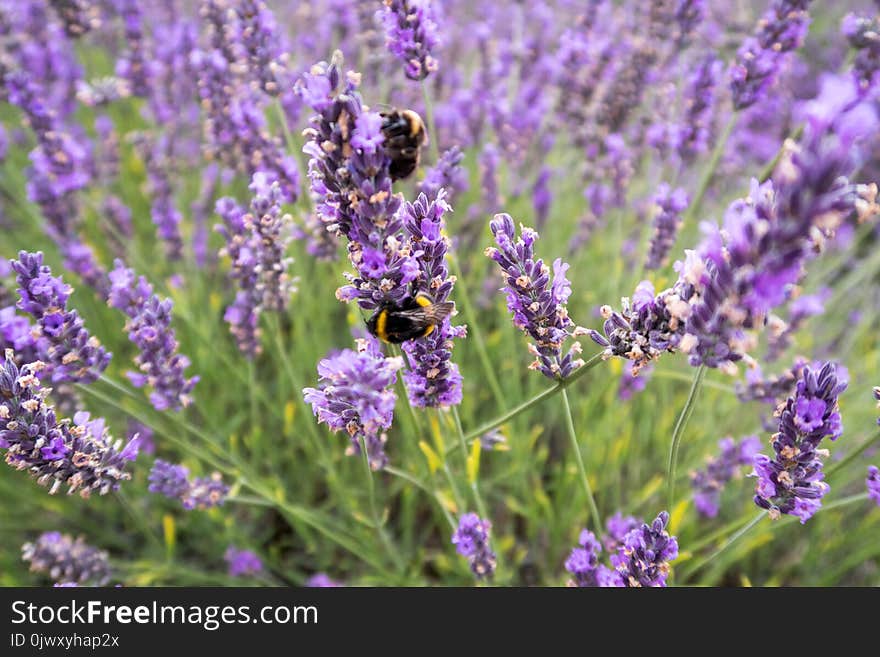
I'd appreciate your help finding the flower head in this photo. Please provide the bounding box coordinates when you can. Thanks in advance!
[691,436,761,518]
[224,546,263,577]
[867,466,880,507]
[753,362,847,523]
[22,531,110,586]
[609,511,678,587]
[303,339,403,470]
[379,0,441,81]
[452,512,496,580]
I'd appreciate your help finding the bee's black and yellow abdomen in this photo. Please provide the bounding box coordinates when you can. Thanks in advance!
[365,295,454,344]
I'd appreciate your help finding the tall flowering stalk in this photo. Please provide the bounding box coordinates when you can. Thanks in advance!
[0,352,137,496]
[299,53,415,312]
[452,513,496,580]
[400,191,463,407]
[11,252,110,384]
[22,531,110,586]
[730,0,814,111]
[868,466,880,507]
[609,511,678,587]
[592,126,878,373]
[216,173,296,357]
[645,184,689,270]
[753,362,846,523]
[148,459,229,510]
[486,214,585,379]
[107,262,198,411]
[379,0,441,81]
[303,339,403,470]
[564,529,617,587]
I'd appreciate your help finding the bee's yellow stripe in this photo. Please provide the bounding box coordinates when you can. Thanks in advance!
[376,309,389,342]
[422,324,435,337]
[415,294,432,308]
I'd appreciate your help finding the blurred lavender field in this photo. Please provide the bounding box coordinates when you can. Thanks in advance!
[1,0,880,587]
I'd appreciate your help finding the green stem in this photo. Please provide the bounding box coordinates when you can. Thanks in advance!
[561,388,602,531]
[684,511,765,579]
[666,365,707,511]
[451,405,488,519]
[681,113,737,227]
[385,465,457,530]
[448,250,506,409]
[826,431,880,479]
[360,435,404,576]
[450,351,605,452]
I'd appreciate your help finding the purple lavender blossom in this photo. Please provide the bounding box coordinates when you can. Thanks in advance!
[182,473,230,510]
[379,0,441,81]
[235,0,288,96]
[225,546,263,577]
[128,420,154,455]
[216,173,296,357]
[487,214,585,379]
[303,339,403,470]
[307,573,342,587]
[618,362,652,401]
[729,1,813,111]
[134,135,183,260]
[766,289,829,361]
[400,191,464,408]
[736,358,806,404]
[603,512,641,553]
[452,512,496,580]
[692,436,761,518]
[564,529,617,587]
[22,531,110,585]
[674,55,722,163]
[107,262,198,411]
[0,353,135,496]
[418,146,468,203]
[609,511,678,587]
[753,362,847,523]
[842,13,880,93]
[868,466,880,507]
[115,0,153,97]
[148,459,190,499]
[299,53,413,313]
[645,184,689,270]
[11,251,110,384]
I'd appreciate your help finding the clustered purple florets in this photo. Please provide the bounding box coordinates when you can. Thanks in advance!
[108,262,198,412]
[730,1,814,111]
[11,251,110,384]
[22,531,110,586]
[379,0,441,81]
[591,127,877,373]
[565,512,678,587]
[691,436,761,518]
[753,362,846,523]
[867,466,880,507]
[303,339,403,470]
[452,512,496,580]
[645,184,689,270]
[224,546,263,577]
[486,214,585,379]
[401,191,464,407]
[216,172,296,357]
[0,352,137,497]
[148,458,229,510]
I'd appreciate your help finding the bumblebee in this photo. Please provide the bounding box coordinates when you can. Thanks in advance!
[380,108,428,181]
[366,293,454,344]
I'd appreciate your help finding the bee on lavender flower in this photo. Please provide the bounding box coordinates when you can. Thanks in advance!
[380,108,428,180]
[366,293,453,344]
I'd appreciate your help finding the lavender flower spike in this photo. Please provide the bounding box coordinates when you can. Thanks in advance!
[303,339,403,470]
[645,184,689,270]
[225,547,263,577]
[108,262,198,411]
[753,362,847,523]
[0,353,136,497]
[868,466,880,507]
[486,214,585,379]
[401,190,464,408]
[147,458,228,510]
[564,529,617,587]
[452,513,497,580]
[609,511,679,587]
[729,1,814,110]
[379,0,441,81]
[11,252,110,384]
[148,459,190,499]
[22,532,110,586]
[691,436,761,518]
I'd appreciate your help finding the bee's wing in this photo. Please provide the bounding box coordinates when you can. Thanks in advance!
[396,301,454,324]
